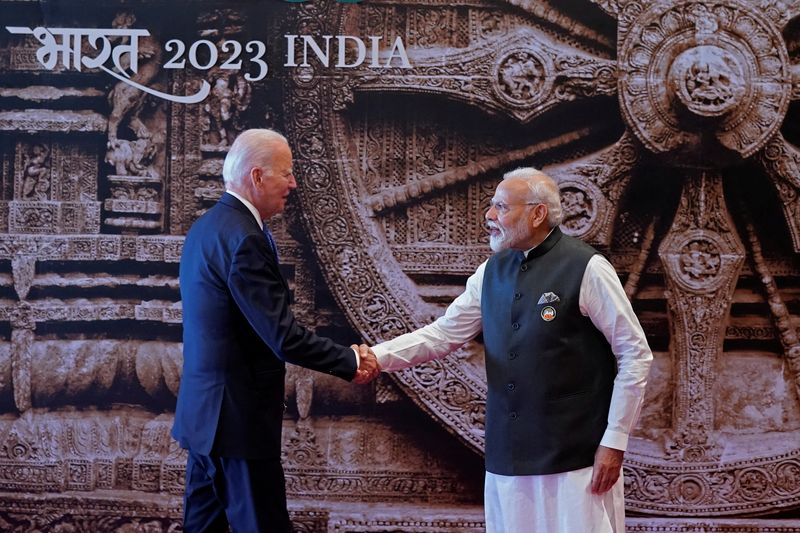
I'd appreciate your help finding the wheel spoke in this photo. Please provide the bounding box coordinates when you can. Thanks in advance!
[741,210,800,404]
[497,0,616,49]
[366,127,592,214]
[334,29,617,124]
[758,134,800,252]
[548,131,639,246]
[623,217,657,300]
[657,171,745,461]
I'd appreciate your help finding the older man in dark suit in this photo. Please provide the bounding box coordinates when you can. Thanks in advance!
[173,129,378,532]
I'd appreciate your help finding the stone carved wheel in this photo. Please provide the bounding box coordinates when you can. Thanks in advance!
[285,0,800,515]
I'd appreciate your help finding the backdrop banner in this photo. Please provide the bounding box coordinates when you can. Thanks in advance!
[1,0,800,530]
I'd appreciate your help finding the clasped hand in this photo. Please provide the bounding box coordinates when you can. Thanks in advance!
[351,343,380,384]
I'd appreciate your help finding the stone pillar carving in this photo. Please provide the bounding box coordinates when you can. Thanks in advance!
[103,12,166,232]
[283,254,325,467]
[196,10,251,151]
[10,256,35,412]
[658,171,744,460]
[9,304,33,413]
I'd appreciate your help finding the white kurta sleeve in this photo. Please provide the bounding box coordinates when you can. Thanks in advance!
[373,261,486,372]
[579,254,653,452]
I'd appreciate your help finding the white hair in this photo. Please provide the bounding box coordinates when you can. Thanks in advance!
[502,167,563,228]
[222,129,288,187]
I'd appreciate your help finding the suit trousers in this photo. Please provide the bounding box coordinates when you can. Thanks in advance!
[183,450,293,533]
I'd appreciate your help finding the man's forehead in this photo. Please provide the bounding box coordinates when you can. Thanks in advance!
[493,178,527,198]
[272,143,293,160]
[273,140,291,154]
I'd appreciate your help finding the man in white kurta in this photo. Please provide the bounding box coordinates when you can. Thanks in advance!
[370,168,652,532]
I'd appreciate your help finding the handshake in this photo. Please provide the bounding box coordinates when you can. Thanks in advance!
[350,343,381,384]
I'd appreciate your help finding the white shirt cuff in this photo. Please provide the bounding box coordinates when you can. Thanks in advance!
[371,344,392,368]
[599,429,629,451]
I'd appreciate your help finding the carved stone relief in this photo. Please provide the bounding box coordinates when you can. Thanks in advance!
[196,10,252,150]
[1,0,800,529]
[9,139,100,235]
[284,0,800,518]
[618,0,791,167]
[0,2,486,517]
[102,13,167,233]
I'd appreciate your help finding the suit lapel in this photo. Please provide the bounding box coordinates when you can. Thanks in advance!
[220,193,261,230]
[219,193,290,294]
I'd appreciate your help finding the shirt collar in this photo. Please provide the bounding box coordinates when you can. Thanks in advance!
[522,226,558,258]
[226,189,263,230]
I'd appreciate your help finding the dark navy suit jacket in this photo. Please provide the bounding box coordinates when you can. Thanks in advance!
[172,193,357,459]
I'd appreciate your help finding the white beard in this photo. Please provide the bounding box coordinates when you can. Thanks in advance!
[489,232,507,253]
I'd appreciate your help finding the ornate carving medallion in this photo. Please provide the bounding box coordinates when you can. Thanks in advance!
[493,49,551,107]
[678,239,722,284]
[618,0,791,167]
[670,45,744,116]
[559,180,599,237]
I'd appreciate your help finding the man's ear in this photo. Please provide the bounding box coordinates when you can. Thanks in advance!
[533,203,548,226]
[249,166,262,186]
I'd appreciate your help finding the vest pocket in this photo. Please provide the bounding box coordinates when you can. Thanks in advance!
[545,388,591,402]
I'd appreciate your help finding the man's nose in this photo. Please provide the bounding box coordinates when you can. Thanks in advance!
[485,205,496,221]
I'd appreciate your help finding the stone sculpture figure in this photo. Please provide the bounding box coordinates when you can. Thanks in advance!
[21,144,50,200]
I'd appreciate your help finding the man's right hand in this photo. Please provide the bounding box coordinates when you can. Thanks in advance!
[591,445,624,494]
[351,344,380,384]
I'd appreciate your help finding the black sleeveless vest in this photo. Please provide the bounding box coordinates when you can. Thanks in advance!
[481,227,617,475]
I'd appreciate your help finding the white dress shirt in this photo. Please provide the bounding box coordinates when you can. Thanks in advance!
[373,251,652,532]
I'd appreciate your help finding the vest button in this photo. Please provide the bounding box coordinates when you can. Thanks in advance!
[507,382,515,391]
[512,322,520,330]
[509,352,518,360]
[521,264,528,272]
[514,292,522,300]
[509,411,518,420]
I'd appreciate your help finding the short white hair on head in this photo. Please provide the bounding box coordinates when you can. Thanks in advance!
[502,167,563,227]
[222,129,288,187]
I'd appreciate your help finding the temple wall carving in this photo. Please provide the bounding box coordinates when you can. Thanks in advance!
[1,0,800,530]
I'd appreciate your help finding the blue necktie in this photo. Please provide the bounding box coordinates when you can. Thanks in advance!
[263,225,279,262]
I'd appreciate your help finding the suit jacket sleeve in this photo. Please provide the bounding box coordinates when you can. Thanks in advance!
[227,232,357,381]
